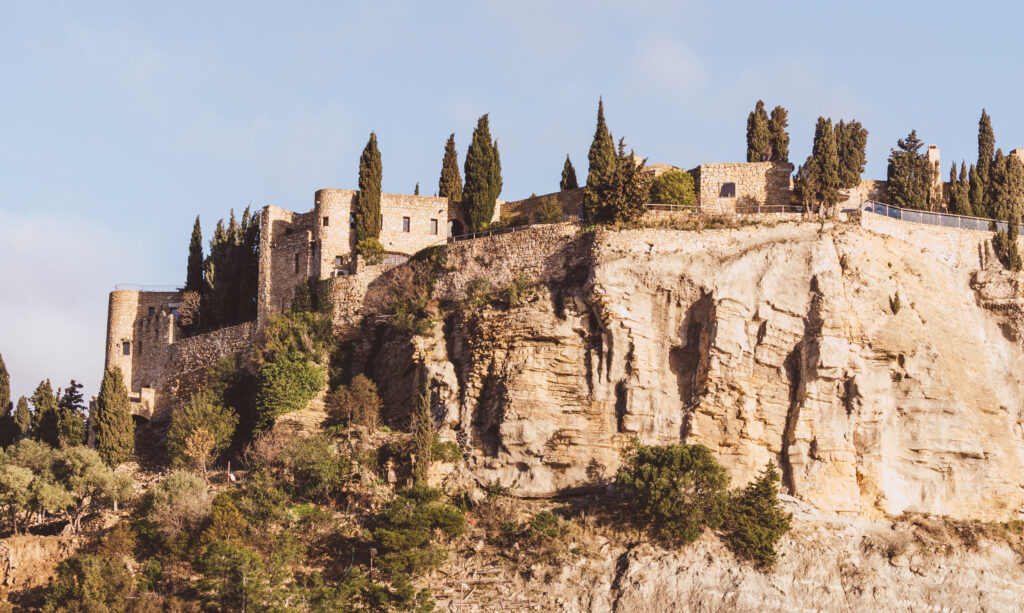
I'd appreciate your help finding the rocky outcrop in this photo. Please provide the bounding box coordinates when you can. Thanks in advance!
[387,222,1024,521]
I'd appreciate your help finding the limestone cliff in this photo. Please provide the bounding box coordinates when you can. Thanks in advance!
[390,221,1024,522]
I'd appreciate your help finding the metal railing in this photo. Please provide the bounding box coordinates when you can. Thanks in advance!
[448,223,536,243]
[862,200,1019,234]
[646,203,698,212]
[734,204,806,215]
[113,284,182,292]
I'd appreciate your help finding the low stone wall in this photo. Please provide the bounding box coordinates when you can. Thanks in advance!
[691,161,793,214]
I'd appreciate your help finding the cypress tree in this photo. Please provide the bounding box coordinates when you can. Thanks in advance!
[0,354,12,447]
[768,105,790,163]
[746,100,770,162]
[958,162,972,216]
[586,98,617,189]
[835,119,868,189]
[814,118,841,215]
[438,133,462,203]
[414,182,419,196]
[464,114,500,231]
[13,397,30,441]
[94,368,134,467]
[583,138,650,223]
[978,109,995,189]
[413,383,432,484]
[987,149,1009,220]
[236,207,260,323]
[948,162,971,216]
[185,216,204,293]
[561,155,579,191]
[886,130,931,210]
[969,164,985,217]
[204,219,229,329]
[30,380,60,447]
[355,132,383,246]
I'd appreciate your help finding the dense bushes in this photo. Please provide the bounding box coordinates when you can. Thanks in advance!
[326,374,382,429]
[649,170,696,207]
[134,471,211,552]
[166,392,238,480]
[373,483,466,576]
[254,352,325,433]
[616,442,792,566]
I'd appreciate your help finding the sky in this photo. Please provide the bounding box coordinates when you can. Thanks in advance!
[2,0,1024,402]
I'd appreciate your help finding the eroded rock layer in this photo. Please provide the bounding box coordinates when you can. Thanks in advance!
[399,222,1024,521]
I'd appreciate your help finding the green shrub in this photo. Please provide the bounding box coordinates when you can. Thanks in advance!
[206,354,257,439]
[278,435,351,502]
[200,493,250,547]
[254,352,325,432]
[430,436,461,463]
[326,374,382,429]
[649,170,696,206]
[466,277,493,308]
[615,442,729,542]
[535,194,563,223]
[357,237,385,265]
[374,484,466,577]
[504,272,535,308]
[166,392,238,473]
[725,463,792,567]
[135,471,211,551]
[259,311,334,365]
[196,540,272,611]
[45,553,135,612]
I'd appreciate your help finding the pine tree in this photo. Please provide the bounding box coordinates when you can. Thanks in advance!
[94,368,134,467]
[746,100,770,162]
[56,380,86,447]
[586,98,617,189]
[886,130,931,210]
[13,397,30,442]
[355,132,383,247]
[560,155,579,191]
[30,380,60,447]
[978,109,995,189]
[835,119,868,189]
[0,353,13,447]
[464,114,501,231]
[185,216,204,293]
[438,133,462,203]
[583,138,650,224]
[768,106,790,163]
[969,164,986,217]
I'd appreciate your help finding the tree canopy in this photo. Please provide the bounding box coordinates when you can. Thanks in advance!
[463,114,502,231]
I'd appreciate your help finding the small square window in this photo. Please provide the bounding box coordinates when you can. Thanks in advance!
[334,256,345,266]
[148,306,155,316]
[430,219,438,235]
[323,216,329,226]
[170,307,178,317]
[122,342,131,356]
[402,217,411,232]
[720,182,736,198]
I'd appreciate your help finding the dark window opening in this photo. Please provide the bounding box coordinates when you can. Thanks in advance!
[148,306,155,316]
[294,253,301,273]
[430,218,438,235]
[720,182,736,198]
[122,342,131,355]
[138,341,143,354]
[322,216,329,226]
[402,217,411,232]
[349,213,355,229]
[334,256,344,266]
[170,307,178,317]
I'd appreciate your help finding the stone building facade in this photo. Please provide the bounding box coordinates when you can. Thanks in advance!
[688,161,795,213]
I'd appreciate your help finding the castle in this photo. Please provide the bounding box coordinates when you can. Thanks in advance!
[105,146,986,422]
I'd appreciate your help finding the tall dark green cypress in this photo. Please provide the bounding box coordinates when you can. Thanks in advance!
[464,114,500,231]
[586,98,617,189]
[987,149,1009,220]
[768,105,790,163]
[561,155,579,191]
[13,397,30,442]
[94,368,134,467]
[958,162,971,216]
[414,182,419,196]
[978,109,995,189]
[355,132,383,246]
[835,119,868,189]
[438,133,462,203]
[204,219,228,329]
[746,100,770,162]
[813,117,840,214]
[969,164,985,216]
[30,379,60,447]
[948,162,971,216]
[0,353,12,447]
[185,216,204,292]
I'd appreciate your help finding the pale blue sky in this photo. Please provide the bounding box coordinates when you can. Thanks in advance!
[2,0,1023,401]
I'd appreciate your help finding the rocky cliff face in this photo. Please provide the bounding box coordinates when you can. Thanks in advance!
[392,221,1024,522]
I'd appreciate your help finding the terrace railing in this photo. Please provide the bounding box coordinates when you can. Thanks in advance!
[734,204,806,215]
[113,284,182,292]
[861,200,1020,234]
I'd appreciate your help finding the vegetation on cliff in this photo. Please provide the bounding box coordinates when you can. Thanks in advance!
[93,369,135,467]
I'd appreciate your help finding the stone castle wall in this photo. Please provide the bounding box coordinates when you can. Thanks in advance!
[844,180,889,207]
[690,161,794,214]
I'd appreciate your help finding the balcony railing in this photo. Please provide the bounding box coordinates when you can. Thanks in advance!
[862,201,1020,234]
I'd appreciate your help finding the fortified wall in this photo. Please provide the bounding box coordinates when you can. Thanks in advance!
[688,161,794,213]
